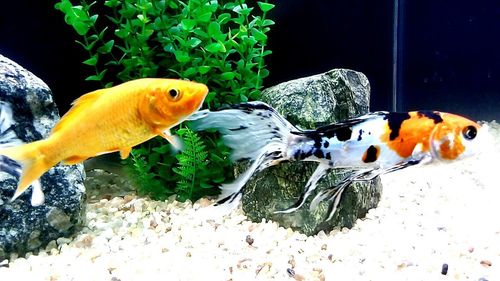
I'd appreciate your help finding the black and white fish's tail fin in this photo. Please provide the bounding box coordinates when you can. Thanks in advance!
[188,101,298,207]
[0,102,44,206]
[0,102,22,148]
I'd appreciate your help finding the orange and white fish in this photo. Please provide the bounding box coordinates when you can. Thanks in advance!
[0,78,208,205]
[189,101,487,219]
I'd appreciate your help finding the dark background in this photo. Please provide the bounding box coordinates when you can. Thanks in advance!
[398,0,500,120]
[0,0,499,120]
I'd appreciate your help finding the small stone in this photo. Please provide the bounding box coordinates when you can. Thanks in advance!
[480,260,492,267]
[46,208,73,232]
[255,262,272,276]
[75,234,93,248]
[56,237,73,245]
[288,255,296,268]
[312,268,325,281]
[237,258,251,269]
[123,195,135,203]
[287,268,295,277]
[149,219,158,229]
[441,263,448,275]
[45,240,57,252]
[196,197,213,208]
[245,235,254,246]
[293,274,306,281]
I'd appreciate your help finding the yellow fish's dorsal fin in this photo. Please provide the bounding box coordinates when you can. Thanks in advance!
[52,89,105,133]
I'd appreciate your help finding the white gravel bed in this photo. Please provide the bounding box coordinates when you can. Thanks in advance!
[1,122,499,281]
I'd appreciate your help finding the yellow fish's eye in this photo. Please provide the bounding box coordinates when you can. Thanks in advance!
[462,125,477,140]
[167,88,182,101]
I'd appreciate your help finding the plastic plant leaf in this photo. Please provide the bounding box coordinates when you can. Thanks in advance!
[174,50,191,63]
[82,56,98,66]
[257,2,275,12]
[181,19,196,30]
[97,40,114,54]
[205,42,222,53]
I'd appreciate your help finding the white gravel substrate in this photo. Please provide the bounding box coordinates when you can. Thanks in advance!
[1,122,499,281]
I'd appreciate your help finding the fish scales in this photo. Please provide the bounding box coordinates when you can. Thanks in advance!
[58,89,151,157]
[288,115,403,168]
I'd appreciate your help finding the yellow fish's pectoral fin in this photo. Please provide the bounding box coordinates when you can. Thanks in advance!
[52,89,105,133]
[63,155,89,165]
[154,128,183,151]
[119,147,132,160]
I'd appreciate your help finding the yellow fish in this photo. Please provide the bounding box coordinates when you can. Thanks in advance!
[0,78,209,203]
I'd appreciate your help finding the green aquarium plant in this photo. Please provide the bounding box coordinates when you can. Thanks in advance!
[55,0,275,201]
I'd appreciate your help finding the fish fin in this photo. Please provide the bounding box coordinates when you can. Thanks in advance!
[0,141,54,202]
[213,141,288,206]
[52,89,104,133]
[189,102,294,209]
[0,102,23,148]
[63,155,89,165]
[309,170,358,220]
[309,159,426,221]
[196,194,243,222]
[189,101,295,162]
[301,111,388,137]
[156,129,183,151]
[119,147,132,159]
[275,162,331,214]
[30,179,45,206]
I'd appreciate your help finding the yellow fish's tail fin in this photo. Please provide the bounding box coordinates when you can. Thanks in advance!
[0,140,54,202]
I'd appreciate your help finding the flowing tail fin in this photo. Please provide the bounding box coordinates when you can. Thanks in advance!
[189,102,298,205]
[0,102,50,205]
[0,140,53,204]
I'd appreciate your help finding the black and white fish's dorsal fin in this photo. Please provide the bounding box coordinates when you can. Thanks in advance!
[297,111,388,137]
[317,111,388,132]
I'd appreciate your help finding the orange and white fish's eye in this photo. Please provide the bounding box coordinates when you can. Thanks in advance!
[462,125,477,140]
[167,88,182,101]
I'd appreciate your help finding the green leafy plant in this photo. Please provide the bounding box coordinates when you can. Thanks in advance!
[55,0,274,201]
[128,127,227,201]
[173,128,210,201]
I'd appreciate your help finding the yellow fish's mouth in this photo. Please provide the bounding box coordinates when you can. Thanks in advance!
[188,83,209,112]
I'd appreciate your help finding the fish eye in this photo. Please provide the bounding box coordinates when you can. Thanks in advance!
[462,125,477,140]
[167,88,182,101]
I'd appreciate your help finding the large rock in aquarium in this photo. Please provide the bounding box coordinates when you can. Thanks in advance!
[241,69,383,235]
[0,54,85,260]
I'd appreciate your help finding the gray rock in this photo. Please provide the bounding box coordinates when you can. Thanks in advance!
[241,69,382,236]
[0,54,85,260]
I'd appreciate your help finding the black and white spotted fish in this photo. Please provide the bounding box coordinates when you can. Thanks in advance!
[189,102,487,219]
[0,102,44,206]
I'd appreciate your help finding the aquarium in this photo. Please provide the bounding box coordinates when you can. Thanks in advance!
[0,1,498,280]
